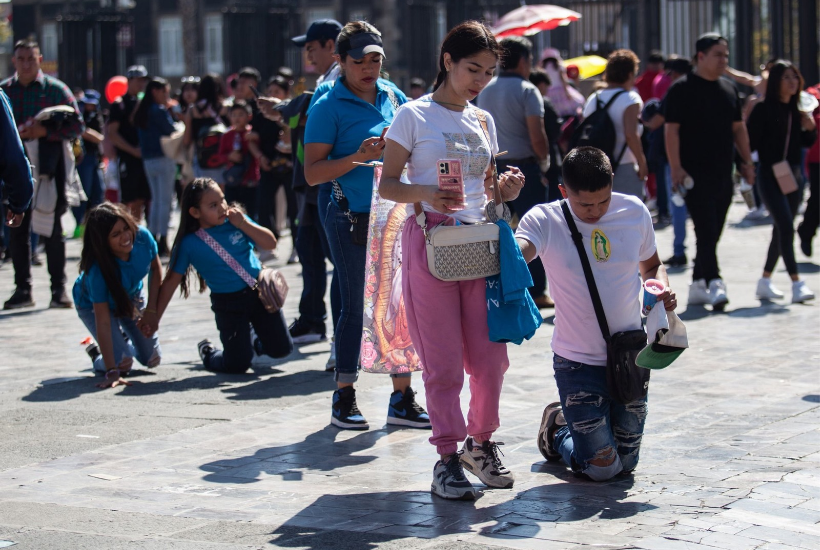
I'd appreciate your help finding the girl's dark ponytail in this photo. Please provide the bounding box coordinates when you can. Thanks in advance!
[170,178,214,298]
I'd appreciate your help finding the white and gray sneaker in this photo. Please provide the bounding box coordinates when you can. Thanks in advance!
[756,277,785,300]
[709,278,729,310]
[459,437,515,489]
[431,455,477,500]
[688,279,710,305]
[792,280,816,303]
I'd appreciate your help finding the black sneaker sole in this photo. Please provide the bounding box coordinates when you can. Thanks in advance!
[330,417,369,430]
[538,403,564,462]
[291,333,327,344]
[386,416,432,429]
[431,483,476,500]
[4,301,35,310]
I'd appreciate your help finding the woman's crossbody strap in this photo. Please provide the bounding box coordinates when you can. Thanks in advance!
[195,228,257,289]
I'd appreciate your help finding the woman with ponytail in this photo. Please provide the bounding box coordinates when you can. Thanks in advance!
[379,21,525,500]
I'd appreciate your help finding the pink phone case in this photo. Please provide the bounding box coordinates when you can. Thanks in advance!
[437,159,465,211]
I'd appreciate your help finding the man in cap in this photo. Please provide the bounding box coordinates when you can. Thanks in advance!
[1,39,84,310]
[107,65,150,222]
[663,34,755,310]
[515,147,677,482]
[292,19,343,86]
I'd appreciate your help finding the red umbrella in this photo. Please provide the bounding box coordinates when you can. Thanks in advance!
[492,4,581,38]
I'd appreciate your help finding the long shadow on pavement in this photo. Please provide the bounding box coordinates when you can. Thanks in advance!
[265,477,650,548]
[200,426,387,484]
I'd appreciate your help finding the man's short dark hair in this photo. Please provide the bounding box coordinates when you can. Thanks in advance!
[14,39,39,52]
[238,67,261,83]
[528,68,552,88]
[562,147,613,193]
[668,57,692,76]
[230,99,252,115]
[647,50,665,65]
[499,36,533,71]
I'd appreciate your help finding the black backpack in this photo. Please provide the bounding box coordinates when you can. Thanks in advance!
[196,123,227,169]
[570,90,628,164]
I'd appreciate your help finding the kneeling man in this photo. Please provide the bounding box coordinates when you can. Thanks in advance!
[516,147,677,481]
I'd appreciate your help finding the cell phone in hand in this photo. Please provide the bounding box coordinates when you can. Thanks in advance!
[380,126,390,140]
[437,159,465,211]
[249,85,261,98]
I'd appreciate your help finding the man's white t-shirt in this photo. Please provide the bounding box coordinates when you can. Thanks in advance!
[516,193,656,366]
[386,96,499,224]
[582,88,644,165]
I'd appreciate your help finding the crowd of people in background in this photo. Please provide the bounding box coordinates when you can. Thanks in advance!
[0,18,818,499]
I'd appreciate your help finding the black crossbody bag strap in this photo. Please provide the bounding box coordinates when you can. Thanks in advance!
[560,199,611,344]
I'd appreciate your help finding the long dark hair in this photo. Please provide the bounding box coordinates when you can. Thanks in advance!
[169,178,217,298]
[764,60,804,112]
[434,21,502,90]
[133,77,169,129]
[79,203,139,318]
[197,73,224,112]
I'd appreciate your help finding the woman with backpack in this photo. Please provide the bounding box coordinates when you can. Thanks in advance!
[579,49,648,199]
[184,73,226,185]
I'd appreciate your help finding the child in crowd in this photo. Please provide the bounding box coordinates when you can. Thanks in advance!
[147,178,292,374]
[73,203,163,389]
[217,100,260,220]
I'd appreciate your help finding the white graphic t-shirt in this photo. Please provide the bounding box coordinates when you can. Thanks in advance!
[386,96,499,224]
[516,193,657,365]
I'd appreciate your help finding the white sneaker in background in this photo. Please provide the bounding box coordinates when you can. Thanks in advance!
[687,279,710,305]
[709,279,729,310]
[756,277,785,300]
[792,280,816,303]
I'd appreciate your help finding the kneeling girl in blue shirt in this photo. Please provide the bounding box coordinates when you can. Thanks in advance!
[73,203,163,389]
[150,178,293,373]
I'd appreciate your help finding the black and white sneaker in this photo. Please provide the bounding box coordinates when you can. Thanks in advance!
[459,437,515,488]
[197,339,215,363]
[537,402,566,462]
[431,455,477,500]
[288,318,327,344]
[386,387,431,429]
[331,386,369,430]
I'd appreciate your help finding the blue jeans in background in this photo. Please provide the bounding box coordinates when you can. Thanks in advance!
[552,354,648,481]
[72,154,105,225]
[317,183,341,332]
[143,156,177,237]
[322,200,367,384]
[667,165,688,257]
[76,292,161,373]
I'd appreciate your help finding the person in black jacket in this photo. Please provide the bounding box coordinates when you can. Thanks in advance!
[747,60,817,303]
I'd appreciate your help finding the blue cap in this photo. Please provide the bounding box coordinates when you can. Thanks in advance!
[82,90,101,105]
[291,19,343,47]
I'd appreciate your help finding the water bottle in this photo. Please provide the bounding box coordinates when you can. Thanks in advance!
[233,133,242,151]
[739,180,755,210]
[672,176,694,207]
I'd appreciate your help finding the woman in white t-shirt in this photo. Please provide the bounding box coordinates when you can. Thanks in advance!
[380,21,525,501]
[582,49,648,198]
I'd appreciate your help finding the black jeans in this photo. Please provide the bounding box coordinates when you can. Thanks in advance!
[206,287,293,373]
[759,164,803,275]
[257,169,297,240]
[684,176,734,283]
[499,159,547,297]
[295,201,332,325]
[799,163,819,242]
[10,204,67,293]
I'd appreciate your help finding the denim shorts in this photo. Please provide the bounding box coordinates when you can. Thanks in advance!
[551,354,648,481]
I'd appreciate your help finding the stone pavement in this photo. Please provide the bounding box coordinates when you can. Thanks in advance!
[0,198,818,549]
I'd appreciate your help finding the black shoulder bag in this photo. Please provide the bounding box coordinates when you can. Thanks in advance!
[560,200,649,404]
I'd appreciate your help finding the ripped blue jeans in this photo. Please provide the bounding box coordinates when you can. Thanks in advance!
[552,354,648,481]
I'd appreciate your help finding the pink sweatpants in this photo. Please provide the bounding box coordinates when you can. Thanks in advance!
[402,212,510,456]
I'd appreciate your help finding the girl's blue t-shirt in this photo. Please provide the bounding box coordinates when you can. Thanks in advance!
[304,78,406,213]
[73,226,158,311]
[171,217,261,294]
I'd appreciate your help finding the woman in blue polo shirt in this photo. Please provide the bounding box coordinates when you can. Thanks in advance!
[304,21,429,431]
[73,203,163,388]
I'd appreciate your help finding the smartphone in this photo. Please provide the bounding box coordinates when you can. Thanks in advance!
[379,126,390,140]
[437,159,465,211]
[249,85,261,98]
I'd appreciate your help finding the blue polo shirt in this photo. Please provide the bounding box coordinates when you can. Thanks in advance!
[73,226,158,311]
[171,217,261,294]
[304,78,406,213]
